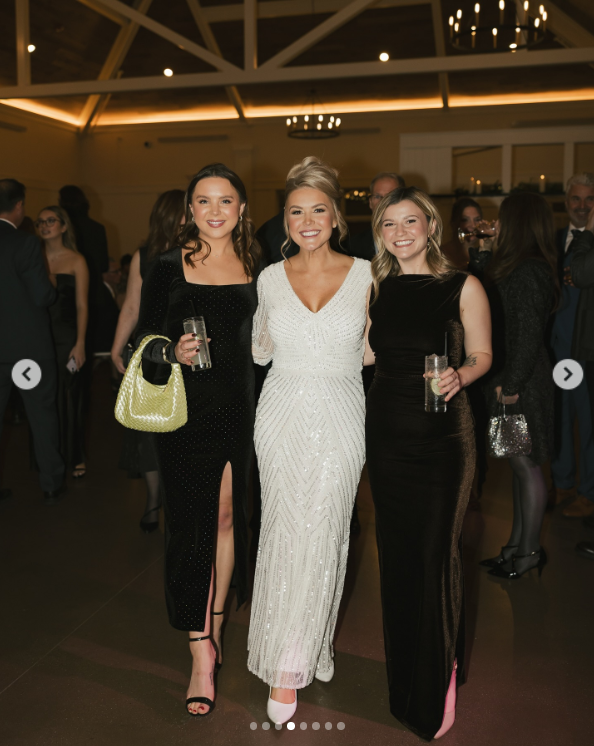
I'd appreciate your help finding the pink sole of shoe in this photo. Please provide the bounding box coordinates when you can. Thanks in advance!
[434,662,457,739]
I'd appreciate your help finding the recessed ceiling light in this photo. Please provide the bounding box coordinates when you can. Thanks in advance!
[379,52,389,62]
[163,68,173,77]
[27,44,36,53]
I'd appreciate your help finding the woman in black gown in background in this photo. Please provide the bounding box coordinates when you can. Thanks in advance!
[363,187,492,740]
[38,206,89,478]
[112,190,185,532]
[136,165,260,716]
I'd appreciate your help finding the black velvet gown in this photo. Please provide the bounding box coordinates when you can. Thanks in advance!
[136,248,257,631]
[366,272,475,741]
[48,274,85,468]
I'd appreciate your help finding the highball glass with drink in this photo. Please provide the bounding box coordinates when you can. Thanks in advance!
[425,354,448,413]
[182,316,212,371]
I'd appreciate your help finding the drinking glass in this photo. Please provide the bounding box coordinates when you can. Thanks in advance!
[182,316,212,371]
[425,354,448,413]
[458,220,496,243]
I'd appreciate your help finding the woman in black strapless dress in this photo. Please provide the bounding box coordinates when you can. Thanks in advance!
[364,187,492,741]
[136,165,261,716]
[37,206,89,478]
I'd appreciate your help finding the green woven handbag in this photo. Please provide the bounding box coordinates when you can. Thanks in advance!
[115,335,187,432]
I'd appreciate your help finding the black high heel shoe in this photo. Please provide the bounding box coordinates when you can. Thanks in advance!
[186,635,216,717]
[139,505,161,533]
[211,610,224,671]
[488,548,547,579]
[479,544,518,568]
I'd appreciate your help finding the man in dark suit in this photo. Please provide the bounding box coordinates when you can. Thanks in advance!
[255,209,299,265]
[570,196,594,558]
[0,179,65,503]
[347,172,405,261]
[550,173,594,519]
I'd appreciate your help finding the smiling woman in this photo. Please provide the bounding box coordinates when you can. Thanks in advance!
[364,186,492,740]
[134,163,261,717]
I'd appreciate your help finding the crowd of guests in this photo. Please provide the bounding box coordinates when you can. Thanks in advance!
[1,165,593,740]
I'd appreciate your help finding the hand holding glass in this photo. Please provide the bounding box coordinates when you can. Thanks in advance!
[181,316,212,371]
[425,354,448,413]
[458,220,496,243]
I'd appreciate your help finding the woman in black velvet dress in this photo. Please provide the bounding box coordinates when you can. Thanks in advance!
[136,165,260,716]
[363,187,492,740]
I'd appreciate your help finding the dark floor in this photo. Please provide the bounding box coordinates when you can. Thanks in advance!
[1,365,593,746]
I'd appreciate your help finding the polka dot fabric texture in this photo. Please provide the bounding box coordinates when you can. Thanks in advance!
[136,248,257,631]
[248,258,371,688]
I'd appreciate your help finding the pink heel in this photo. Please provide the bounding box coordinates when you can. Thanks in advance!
[434,660,457,739]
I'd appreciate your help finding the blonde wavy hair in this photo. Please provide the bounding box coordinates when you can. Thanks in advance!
[371,186,455,302]
[282,156,348,257]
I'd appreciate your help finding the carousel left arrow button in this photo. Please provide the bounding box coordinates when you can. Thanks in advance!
[11,359,42,390]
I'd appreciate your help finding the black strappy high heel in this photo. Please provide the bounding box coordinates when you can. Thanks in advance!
[139,505,161,534]
[186,636,216,717]
[211,610,224,671]
[488,548,547,579]
[479,544,518,568]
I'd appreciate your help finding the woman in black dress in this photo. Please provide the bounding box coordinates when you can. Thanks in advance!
[136,165,260,716]
[474,193,558,578]
[364,187,492,740]
[112,190,185,532]
[37,206,89,478]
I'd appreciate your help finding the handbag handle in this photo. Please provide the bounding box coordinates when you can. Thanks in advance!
[130,334,174,372]
[497,389,506,418]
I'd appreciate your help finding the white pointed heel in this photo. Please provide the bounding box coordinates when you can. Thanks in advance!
[314,659,334,682]
[266,687,297,725]
[434,661,457,739]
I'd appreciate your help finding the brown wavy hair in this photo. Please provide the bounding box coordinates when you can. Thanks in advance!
[487,192,559,308]
[172,163,260,278]
[371,187,455,302]
[282,156,348,257]
[146,189,185,261]
[37,205,78,252]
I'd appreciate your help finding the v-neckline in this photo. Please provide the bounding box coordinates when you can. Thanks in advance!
[282,258,356,315]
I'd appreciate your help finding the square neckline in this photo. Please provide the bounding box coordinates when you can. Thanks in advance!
[179,247,255,287]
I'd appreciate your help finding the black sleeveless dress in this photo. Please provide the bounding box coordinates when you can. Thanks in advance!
[366,272,475,741]
[136,248,258,631]
[49,274,85,468]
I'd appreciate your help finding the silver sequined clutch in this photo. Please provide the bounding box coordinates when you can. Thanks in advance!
[487,401,532,458]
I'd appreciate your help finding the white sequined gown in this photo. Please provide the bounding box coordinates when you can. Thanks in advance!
[248,258,371,689]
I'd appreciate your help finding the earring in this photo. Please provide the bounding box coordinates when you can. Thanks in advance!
[239,215,243,222]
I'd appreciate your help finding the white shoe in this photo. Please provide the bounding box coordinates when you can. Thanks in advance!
[267,687,297,725]
[314,660,334,682]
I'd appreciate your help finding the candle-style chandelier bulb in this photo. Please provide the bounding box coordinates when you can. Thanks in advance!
[499,0,505,9]
[534,17,540,26]
[524,1,529,10]
[449,15,454,26]
[474,3,480,13]
[286,118,291,126]
[456,9,462,19]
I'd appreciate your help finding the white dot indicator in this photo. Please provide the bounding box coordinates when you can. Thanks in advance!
[275,723,282,730]
[262,722,270,730]
[312,722,320,730]
[300,722,307,729]
[337,722,346,730]
[325,721,333,730]
[250,722,257,730]
[287,722,295,730]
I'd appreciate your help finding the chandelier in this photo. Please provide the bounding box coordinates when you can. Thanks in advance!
[449,2,547,52]
[286,90,342,139]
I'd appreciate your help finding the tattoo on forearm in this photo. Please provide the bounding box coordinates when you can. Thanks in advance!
[463,355,477,367]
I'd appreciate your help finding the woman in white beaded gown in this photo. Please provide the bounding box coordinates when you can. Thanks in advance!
[248,157,371,724]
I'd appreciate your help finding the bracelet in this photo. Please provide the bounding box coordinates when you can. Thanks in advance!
[162,342,171,364]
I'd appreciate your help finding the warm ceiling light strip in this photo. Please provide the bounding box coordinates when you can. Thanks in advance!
[0,98,81,126]
[450,88,594,107]
[3,90,594,128]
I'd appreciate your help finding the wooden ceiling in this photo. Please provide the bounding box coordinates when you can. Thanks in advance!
[0,0,593,128]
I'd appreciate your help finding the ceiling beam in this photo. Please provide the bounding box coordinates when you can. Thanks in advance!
[203,0,427,24]
[185,0,246,120]
[77,0,128,25]
[15,0,31,87]
[544,0,594,48]
[80,0,154,133]
[260,0,379,69]
[430,0,449,109]
[74,0,241,73]
[2,47,594,100]
[244,0,258,71]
